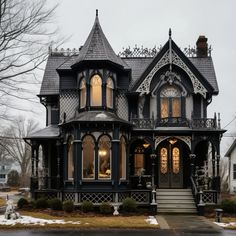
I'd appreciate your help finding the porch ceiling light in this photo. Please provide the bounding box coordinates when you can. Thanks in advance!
[169,138,177,145]
[143,143,150,149]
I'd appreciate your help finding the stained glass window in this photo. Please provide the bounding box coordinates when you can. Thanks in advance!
[134,147,144,175]
[160,147,168,174]
[106,77,114,108]
[98,135,111,179]
[67,136,74,180]
[82,135,95,179]
[119,136,126,179]
[80,78,86,108]
[172,147,180,174]
[90,74,102,106]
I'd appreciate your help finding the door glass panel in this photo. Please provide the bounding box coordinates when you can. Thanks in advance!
[160,147,168,174]
[172,147,180,174]
[161,98,169,118]
[172,98,181,117]
[134,147,144,175]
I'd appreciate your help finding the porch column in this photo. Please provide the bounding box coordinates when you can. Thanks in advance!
[216,154,220,177]
[189,154,196,177]
[56,140,62,189]
[31,145,35,177]
[150,153,157,189]
[212,151,216,177]
[35,145,39,178]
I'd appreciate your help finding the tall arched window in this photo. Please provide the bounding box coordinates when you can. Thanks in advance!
[90,74,102,106]
[106,77,114,108]
[134,146,144,175]
[80,78,86,108]
[160,147,168,174]
[82,135,95,179]
[172,147,180,174]
[67,136,74,180]
[119,136,126,179]
[98,135,111,179]
[160,85,181,118]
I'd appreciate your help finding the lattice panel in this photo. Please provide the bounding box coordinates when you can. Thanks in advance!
[116,93,128,121]
[131,191,149,203]
[118,192,129,202]
[35,192,57,200]
[60,91,79,121]
[64,192,75,202]
[202,192,217,204]
[80,192,113,203]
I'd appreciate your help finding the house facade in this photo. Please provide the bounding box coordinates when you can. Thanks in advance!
[26,11,225,213]
[225,140,236,194]
[0,161,12,186]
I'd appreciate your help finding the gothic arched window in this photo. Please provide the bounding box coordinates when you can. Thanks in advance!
[106,77,114,108]
[82,135,95,179]
[67,136,74,180]
[98,135,111,179]
[119,136,126,179]
[160,85,181,119]
[90,74,102,106]
[80,78,86,108]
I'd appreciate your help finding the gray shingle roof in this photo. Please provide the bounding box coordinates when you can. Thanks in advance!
[72,14,126,69]
[26,125,60,139]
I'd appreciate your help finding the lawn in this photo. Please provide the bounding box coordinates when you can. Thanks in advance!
[0,198,5,207]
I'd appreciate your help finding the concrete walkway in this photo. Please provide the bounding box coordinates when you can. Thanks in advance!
[156,214,222,232]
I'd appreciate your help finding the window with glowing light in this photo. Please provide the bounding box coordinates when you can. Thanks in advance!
[67,136,74,180]
[172,147,180,174]
[82,135,95,179]
[119,136,126,179]
[98,135,111,179]
[80,78,86,108]
[90,74,102,106]
[160,147,168,174]
[134,146,144,175]
[106,77,114,108]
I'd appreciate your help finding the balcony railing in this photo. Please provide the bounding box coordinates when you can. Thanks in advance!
[131,117,219,130]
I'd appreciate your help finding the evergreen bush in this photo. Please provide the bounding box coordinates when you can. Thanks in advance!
[48,198,62,210]
[81,201,93,213]
[17,198,29,209]
[122,197,137,213]
[63,200,74,213]
[35,198,48,209]
[221,199,236,214]
[99,202,113,214]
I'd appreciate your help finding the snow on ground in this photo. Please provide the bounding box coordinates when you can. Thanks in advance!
[145,216,158,225]
[0,215,81,226]
[214,221,236,228]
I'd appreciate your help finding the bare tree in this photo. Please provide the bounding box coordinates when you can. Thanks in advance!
[0,117,39,187]
[0,0,62,120]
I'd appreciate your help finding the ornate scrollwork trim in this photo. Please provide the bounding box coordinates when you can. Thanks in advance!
[155,136,191,149]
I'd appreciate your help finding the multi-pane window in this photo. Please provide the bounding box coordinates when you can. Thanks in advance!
[98,135,111,179]
[134,147,144,175]
[80,78,86,108]
[119,136,126,179]
[172,147,180,174]
[82,135,95,179]
[160,147,168,174]
[0,174,6,179]
[67,136,74,180]
[106,77,114,108]
[233,164,236,180]
[90,74,102,106]
[160,86,181,118]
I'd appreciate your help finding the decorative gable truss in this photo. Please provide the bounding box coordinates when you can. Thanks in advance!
[136,49,208,98]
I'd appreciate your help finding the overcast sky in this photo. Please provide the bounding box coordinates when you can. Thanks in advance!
[38,0,236,154]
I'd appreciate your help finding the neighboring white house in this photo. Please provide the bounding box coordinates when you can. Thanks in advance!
[0,161,12,186]
[225,139,236,194]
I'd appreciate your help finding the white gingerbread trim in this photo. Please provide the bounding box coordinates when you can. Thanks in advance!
[136,50,207,98]
[155,136,191,149]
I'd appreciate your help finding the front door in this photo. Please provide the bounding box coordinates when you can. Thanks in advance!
[158,140,183,188]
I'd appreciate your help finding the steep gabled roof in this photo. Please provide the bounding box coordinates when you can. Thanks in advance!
[225,139,236,157]
[72,10,126,69]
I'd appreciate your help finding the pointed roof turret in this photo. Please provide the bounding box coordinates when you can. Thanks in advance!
[72,10,125,69]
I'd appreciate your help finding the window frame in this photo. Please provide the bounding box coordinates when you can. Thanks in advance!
[90,74,102,107]
[79,78,87,109]
[119,136,127,180]
[106,77,114,109]
[233,163,236,180]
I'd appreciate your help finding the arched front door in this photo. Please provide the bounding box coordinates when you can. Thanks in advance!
[158,139,183,188]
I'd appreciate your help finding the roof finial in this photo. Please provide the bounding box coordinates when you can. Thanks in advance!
[169,28,172,39]
[96,9,98,17]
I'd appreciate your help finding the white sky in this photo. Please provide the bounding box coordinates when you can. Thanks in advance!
[29,0,236,155]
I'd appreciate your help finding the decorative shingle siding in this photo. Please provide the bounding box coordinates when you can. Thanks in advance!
[116,92,129,121]
[60,91,79,121]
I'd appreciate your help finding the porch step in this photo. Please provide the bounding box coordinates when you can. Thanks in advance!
[156,189,197,214]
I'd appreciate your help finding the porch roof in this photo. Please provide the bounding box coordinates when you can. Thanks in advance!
[25,125,60,139]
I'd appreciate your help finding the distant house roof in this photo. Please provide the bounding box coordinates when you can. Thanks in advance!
[225,139,236,157]
[26,125,60,139]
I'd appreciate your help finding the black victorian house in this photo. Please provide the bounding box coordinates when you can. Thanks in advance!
[26,11,225,213]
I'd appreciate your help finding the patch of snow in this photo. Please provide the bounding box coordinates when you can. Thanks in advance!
[145,216,158,225]
[0,215,81,226]
[95,113,107,118]
[214,221,236,227]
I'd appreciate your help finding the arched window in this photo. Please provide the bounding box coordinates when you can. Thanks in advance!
[90,74,102,106]
[98,135,111,179]
[160,147,168,174]
[82,135,95,179]
[67,136,74,180]
[134,146,144,175]
[119,136,126,179]
[172,147,180,174]
[80,78,86,108]
[106,77,114,108]
[160,85,181,118]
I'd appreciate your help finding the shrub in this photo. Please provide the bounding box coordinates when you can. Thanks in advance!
[28,200,36,209]
[99,202,113,214]
[122,197,137,213]
[17,198,29,209]
[221,199,236,214]
[81,201,93,213]
[48,198,62,210]
[35,198,48,209]
[63,200,74,213]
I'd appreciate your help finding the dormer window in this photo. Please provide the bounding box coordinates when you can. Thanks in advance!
[106,77,114,108]
[80,78,86,108]
[90,74,102,106]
